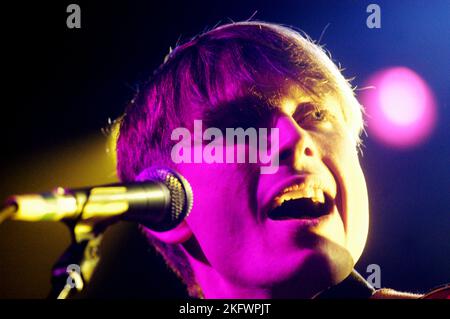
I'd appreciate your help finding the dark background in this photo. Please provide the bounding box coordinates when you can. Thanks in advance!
[1,0,449,298]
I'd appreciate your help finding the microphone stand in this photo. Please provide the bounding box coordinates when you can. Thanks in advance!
[48,219,108,299]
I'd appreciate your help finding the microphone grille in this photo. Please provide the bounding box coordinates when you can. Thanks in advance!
[138,167,193,230]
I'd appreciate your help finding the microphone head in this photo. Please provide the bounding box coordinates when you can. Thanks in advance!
[136,167,193,231]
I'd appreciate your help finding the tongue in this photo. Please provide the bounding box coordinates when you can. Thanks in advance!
[268,198,326,220]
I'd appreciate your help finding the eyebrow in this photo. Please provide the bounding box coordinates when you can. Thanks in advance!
[291,101,319,117]
[294,97,343,118]
[201,94,341,130]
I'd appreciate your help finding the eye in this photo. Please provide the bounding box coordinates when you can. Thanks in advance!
[311,109,326,121]
[292,103,334,127]
[304,109,329,122]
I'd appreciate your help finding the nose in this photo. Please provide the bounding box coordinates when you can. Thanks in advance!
[275,115,315,167]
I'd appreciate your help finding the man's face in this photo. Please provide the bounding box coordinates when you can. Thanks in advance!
[176,84,369,297]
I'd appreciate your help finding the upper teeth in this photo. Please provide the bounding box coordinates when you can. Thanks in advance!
[273,184,326,208]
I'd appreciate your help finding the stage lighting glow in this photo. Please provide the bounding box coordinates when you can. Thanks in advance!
[359,67,437,148]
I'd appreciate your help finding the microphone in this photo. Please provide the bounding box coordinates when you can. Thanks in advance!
[3,168,193,232]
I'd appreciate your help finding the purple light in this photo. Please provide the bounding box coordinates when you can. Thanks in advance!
[359,67,437,148]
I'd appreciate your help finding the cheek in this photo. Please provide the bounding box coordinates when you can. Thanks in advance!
[321,131,369,263]
[341,156,369,263]
[175,162,259,264]
[177,163,234,225]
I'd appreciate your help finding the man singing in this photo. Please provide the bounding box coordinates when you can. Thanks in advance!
[115,21,421,298]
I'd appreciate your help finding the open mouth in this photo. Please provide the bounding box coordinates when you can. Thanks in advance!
[267,185,334,220]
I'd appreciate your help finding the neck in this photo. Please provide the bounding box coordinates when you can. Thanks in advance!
[188,256,272,298]
[187,254,336,299]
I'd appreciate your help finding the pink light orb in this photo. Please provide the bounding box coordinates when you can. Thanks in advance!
[359,67,437,148]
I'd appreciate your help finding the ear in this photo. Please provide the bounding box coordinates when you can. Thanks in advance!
[142,219,193,244]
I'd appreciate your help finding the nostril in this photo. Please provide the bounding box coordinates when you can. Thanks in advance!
[304,147,313,157]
